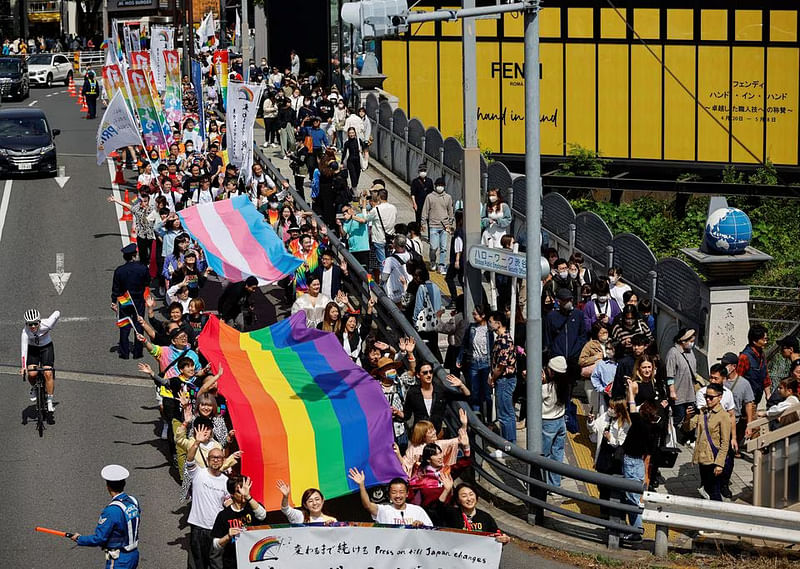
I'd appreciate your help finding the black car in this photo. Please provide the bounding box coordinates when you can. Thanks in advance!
[0,56,29,100]
[0,109,60,176]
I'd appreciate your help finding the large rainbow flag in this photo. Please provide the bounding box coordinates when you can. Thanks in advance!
[178,195,303,284]
[198,313,406,509]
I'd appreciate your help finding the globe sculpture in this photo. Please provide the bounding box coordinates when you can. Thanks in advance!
[704,207,752,254]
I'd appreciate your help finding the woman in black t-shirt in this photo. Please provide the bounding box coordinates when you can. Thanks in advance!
[435,475,510,543]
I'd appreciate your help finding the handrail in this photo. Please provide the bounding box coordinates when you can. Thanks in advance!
[248,141,646,544]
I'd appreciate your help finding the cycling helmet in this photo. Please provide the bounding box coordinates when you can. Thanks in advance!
[24,309,41,324]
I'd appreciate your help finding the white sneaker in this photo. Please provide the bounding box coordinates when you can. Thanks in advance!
[29,387,36,401]
[439,266,447,275]
[262,142,269,148]
[697,486,710,500]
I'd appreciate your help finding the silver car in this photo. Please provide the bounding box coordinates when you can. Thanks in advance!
[27,53,73,87]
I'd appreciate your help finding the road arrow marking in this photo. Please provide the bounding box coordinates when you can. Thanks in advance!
[49,252,71,295]
[54,165,69,188]
[28,100,37,107]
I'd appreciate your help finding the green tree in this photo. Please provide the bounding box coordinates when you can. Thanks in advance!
[556,144,610,177]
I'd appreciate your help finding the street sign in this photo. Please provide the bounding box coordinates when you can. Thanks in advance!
[468,245,527,279]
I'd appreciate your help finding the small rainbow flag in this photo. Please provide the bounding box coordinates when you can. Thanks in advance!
[117,291,133,306]
[197,313,406,510]
[117,316,134,329]
[366,274,376,290]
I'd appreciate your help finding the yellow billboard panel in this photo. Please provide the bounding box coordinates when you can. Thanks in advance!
[731,47,764,163]
[381,5,800,167]
[630,45,662,159]
[664,46,696,161]
[766,48,799,164]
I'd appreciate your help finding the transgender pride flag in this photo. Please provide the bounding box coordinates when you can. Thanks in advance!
[178,195,303,284]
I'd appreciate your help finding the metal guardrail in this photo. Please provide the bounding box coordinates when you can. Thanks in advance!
[643,491,800,556]
[248,141,646,548]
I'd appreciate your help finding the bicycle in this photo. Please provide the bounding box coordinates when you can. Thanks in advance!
[23,366,54,437]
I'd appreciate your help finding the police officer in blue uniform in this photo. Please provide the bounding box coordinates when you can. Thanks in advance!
[112,243,149,359]
[70,464,140,568]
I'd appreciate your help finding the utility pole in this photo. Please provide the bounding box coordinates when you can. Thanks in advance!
[241,0,251,81]
[524,2,543,457]
[219,0,227,49]
[461,0,481,320]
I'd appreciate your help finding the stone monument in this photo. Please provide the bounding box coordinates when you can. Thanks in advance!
[682,198,772,366]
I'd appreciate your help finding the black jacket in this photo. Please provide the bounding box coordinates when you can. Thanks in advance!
[403,379,467,433]
[217,281,252,321]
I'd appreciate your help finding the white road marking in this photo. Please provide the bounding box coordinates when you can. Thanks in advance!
[49,252,72,295]
[0,179,11,244]
[106,158,131,248]
[0,316,110,325]
[27,100,37,107]
[0,364,150,388]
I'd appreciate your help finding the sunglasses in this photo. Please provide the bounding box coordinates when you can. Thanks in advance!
[704,394,720,400]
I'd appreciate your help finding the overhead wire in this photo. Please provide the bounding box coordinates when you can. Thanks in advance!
[604,0,773,174]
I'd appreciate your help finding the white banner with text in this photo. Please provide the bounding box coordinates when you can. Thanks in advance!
[236,524,502,569]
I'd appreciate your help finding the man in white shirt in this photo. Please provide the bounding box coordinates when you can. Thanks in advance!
[362,186,397,266]
[381,235,411,305]
[696,364,736,415]
[186,423,230,569]
[348,468,432,526]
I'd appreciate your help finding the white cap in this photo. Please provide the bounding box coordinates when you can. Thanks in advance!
[101,464,130,482]
[548,356,568,374]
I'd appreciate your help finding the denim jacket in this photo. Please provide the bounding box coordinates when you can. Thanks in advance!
[456,323,494,368]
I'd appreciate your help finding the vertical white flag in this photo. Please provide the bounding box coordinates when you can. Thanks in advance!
[96,90,145,165]
[235,10,241,48]
[150,26,174,92]
[226,81,264,176]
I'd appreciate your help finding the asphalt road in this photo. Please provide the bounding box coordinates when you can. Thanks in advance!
[0,85,576,569]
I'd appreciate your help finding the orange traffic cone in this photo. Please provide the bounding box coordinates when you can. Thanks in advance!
[114,160,126,185]
[76,92,83,106]
[80,96,88,114]
[68,76,76,97]
[120,191,133,222]
[129,222,137,242]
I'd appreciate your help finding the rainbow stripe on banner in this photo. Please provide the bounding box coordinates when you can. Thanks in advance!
[197,313,407,510]
[178,195,302,284]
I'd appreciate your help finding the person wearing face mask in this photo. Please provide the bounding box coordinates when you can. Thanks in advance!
[580,322,616,417]
[665,328,699,440]
[544,289,588,386]
[583,280,620,330]
[410,163,434,227]
[332,99,348,151]
[480,188,512,248]
[181,118,202,150]
[421,177,455,275]
[607,266,632,310]
[544,258,580,307]
[570,252,594,287]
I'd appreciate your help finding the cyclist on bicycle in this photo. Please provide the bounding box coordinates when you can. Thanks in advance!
[21,308,60,424]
